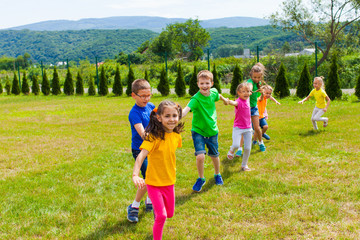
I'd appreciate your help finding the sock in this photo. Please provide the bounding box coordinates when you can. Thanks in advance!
[146,196,152,205]
[259,140,264,145]
[201,177,205,181]
[238,147,243,152]
[131,200,140,209]
[214,174,221,177]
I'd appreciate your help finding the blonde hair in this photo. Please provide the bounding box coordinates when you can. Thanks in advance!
[250,62,267,88]
[258,85,273,101]
[197,70,213,82]
[314,76,325,89]
[132,79,151,94]
[235,82,252,98]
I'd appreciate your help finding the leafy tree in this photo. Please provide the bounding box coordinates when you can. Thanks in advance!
[281,41,291,54]
[0,81,3,94]
[126,66,135,96]
[11,73,20,95]
[31,75,40,95]
[270,0,360,72]
[76,71,84,95]
[212,64,221,93]
[296,63,312,98]
[189,66,199,96]
[157,67,170,96]
[41,70,50,96]
[21,72,30,95]
[355,74,360,100]
[175,62,186,97]
[98,66,108,96]
[150,31,174,59]
[88,75,96,96]
[144,69,149,81]
[113,65,123,96]
[230,64,242,96]
[64,68,74,95]
[51,66,61,95]
[5,77,11,95]
[274,62,290,98]
[326,54,342,100]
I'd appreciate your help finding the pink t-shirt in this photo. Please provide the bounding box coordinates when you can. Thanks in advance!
[234,98,251,129]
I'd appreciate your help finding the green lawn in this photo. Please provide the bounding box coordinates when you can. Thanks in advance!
[0,94,359,239]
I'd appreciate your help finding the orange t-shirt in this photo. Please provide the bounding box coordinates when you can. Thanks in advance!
[257,98,267,119]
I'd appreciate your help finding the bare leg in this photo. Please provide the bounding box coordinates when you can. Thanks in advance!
[251,115,262,142]
[210,156,220,175]
[196,153,205,178]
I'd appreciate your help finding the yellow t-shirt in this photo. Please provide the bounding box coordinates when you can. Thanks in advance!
[140,132,182,186]
[257,98,267,119]
[309,88,327,108]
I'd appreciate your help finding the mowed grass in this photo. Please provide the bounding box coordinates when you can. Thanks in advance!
[0,94,359,239]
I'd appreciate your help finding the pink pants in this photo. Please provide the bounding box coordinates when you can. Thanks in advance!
[146,184,175,240]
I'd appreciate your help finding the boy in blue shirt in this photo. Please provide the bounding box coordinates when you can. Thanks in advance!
[127,79,154,223]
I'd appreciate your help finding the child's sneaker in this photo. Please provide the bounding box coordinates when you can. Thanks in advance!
[127,204,139,223]
[214,174,223,185]
[253,140,258,145]
[241,166,252,171]
[323,120,328,127]
[262,133,270,140]
[192,178,206,192]
[235,149,242,157]
[227,150,234,160]
[259,143,266,152]
[145,202,153,212]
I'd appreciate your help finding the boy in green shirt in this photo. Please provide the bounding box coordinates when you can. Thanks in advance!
[182,70,228,192]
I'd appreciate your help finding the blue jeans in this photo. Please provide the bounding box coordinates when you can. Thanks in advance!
[251,106,259,116]
[191,131,219,157]
[132,149,148,179]
[259,117,268,128]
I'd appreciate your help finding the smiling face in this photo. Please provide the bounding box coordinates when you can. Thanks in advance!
[197,77,213,96]
[251,72,263,84]
[237,85,252,100]
[131,88,152,107]
[263,89,272,99]
[313,79,322,90]
[156,106,179,133]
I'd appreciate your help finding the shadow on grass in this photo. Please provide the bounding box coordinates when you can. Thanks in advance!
[79,212,152,240]
[299,129,323,137]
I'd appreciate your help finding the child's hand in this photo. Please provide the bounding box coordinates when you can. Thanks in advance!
[298,100,303,104]
[323,108,327,112]
[276,101,281,105]
[224,98,230,105]
[132,175,146,189]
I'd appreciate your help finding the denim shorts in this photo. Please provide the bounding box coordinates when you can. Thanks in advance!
[132,149,148,179]
[251,106,259,116]
[191,131,219,157]
[259,117,268,128]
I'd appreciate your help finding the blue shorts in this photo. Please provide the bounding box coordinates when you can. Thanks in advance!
[191,131,219,157]
[259,117,268,128]
[251,106,259,117]
[132,149,148,179]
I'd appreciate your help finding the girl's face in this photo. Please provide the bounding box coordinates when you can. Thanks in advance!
[251,72,262,83]
[157,106,179,133]
[263,89,272,99]
[237,86,252,100]
[313,79,322,90]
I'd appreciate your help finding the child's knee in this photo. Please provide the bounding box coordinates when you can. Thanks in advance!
[155,213,167,223]
[196,154,205,162]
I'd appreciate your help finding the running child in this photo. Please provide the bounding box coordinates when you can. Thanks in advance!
[132,100,184,240]
[298,76,330,130]
[182,70,228,192]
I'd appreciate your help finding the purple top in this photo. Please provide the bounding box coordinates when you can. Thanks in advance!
[234,98,251,129]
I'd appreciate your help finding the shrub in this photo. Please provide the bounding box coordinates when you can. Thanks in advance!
[11,72,20,95]
[326,54,342,100]
[99,66,108,96]
[21,72,30,95]
[112,65,123,96]
[31,75,40,95]
[212,64,221,93]
[230,64,242,96]
[0,81,2,94]
[296,63,312,99]
[144,69,149,81]
[64,68,74,95]
[157,67,170,96]
[88,75,96,96]
[41,70,50,96]
[175,62,186,97]
[189,66,199,96]
[5,77,11,95]
[355,74,360,100]
[126,66,135,96]
[51,66,61,95]
[76,71,84,95]
[274,62,290,98]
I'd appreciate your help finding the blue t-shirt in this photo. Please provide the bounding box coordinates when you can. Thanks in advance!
[128,102,155,150]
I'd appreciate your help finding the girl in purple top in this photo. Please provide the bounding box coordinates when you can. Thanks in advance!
[225,82,253,171]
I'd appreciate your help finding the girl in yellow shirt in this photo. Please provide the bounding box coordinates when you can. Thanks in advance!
[132,100,184,240]
[298,76,331,130]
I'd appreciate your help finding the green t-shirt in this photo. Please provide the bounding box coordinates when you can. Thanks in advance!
[247,79,261,108]
[187,88,220,137]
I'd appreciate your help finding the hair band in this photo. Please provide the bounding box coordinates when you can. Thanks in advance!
[153,108,158,113]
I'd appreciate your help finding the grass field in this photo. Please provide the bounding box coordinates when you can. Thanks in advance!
[0,94,359,239]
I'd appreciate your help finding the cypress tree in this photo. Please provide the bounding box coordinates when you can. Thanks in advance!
[88,75,96,96]
[212,64,221,93]
[355,74,360,100]
[51,66,61,95]
[326,54,342,100]
[76,71,84,95]
[189,66,199,96]
[112,65,123,96]
[31,75,40,95]
[41,70,50,96]
[126,66,135,96]
[230,64,242,96]
[11,72,20,95]
[144,69,149,81]
[175,62,186,97]
[21,72,30,95]
[157,67,170,96]
[98,66,108,96]
[5,77,11,95]
[296,63,312,98]
[64,68,74,95]
[0,80,3,94]
[274,62,290,98]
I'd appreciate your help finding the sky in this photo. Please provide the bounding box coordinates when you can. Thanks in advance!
[0,0,285,29]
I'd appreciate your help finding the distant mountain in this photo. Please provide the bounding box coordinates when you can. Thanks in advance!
[6,16,270,32]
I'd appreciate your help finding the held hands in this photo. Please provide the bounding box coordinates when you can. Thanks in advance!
[223,98,230,105]
[132,175,146,189]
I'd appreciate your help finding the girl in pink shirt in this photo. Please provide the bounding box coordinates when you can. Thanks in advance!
[225,82,253,171]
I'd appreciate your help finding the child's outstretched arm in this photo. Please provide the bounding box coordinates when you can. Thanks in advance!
[182,106,191,118]
[132,149,149,189]
[323,96,331,112]
[227,99,238,107]
[298,95,310,104]
[219,94,229,105]
[270,96,281,105]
